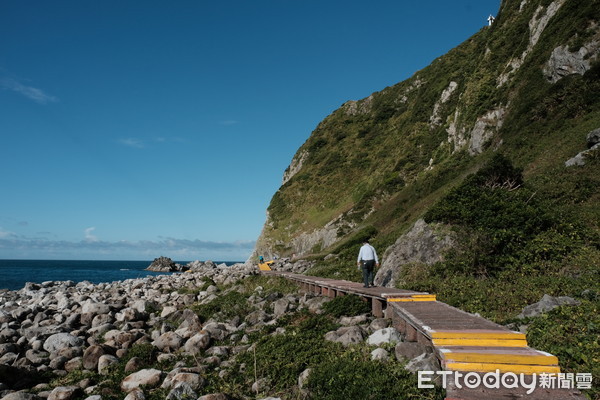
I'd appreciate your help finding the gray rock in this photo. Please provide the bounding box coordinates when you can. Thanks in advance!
[0,343,19,357]
[63,357,83,372]
[375,219,455,287]
[47,386,83,400]
[245,310,269,326]
[49,356,68,370]
[123,389,146,400]
[327,326,366,346]
[302,296,330,313]
[404,352,441,373]
[153,332,185,353]
[298,368,311,394]
[367,328,402,346]
[371,348,389,361]
[82,345,105,370]
[25,349,49,365]
[121,368,165,392]
[147,256,177,272]
[544,41,600,83]
[165,382,197,400]
[197,394,230,400]
[369,318,390,332]
[587,128,600,149]
[183,332,211,355]
[43,333,84,353]
[81,301,111,316]
[0,393,42,400]
[272,299,291,317]
[517,294,580,319]
[395,342,433,362]
[97,354,119,375]
[339,315,368,326]
[251,378,270,394]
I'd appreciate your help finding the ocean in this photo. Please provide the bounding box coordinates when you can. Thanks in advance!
[0,259,241,291]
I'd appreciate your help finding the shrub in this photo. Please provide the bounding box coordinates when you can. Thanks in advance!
[527,300,600,400]
[192,290,253,322]
[307,349,445,400]
[322,294,371,318]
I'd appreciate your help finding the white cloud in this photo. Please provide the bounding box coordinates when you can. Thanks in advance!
[0,77,58,104]
[0,235,255,261]
[118,138,144,148]
[0,228,16,239]
[84,227,99,242]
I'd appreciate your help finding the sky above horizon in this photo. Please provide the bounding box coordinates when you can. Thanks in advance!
[1,0,501,261]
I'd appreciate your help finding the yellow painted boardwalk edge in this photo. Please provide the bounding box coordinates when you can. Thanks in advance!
[433,338,528,347]
[431,331,526,340]
[440,351,559,366]
[445,362,560,374]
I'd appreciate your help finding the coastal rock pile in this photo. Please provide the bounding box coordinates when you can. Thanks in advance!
[0,260,435,399]
[146,256,181,272]
[0,262,261,399]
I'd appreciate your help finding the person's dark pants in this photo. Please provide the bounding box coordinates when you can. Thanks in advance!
[361,259,375,287]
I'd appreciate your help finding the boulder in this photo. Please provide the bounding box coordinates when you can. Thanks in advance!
[375,219,455,287]
[543,41,600,83]
[165,382,197,400]
[272,299,291,317]
[587,128,600,149]
[325,326,366,346]
[47,386,83,400]
[395,342,433,362]
[97,355,119,375]
[82,345,105,370]
[367,328,402,346]
[183,332,211,355]
[123,390,146,400]
[371,348,390,361]
[121,368,165,392]
[517,294,580,319]
[43,333,84,353]
[197,394,231,400]
[153,332,185,353]
[81,301,110,316]
[124,357,144,373]
[147,257,177,272]
[404,352,441,373]
[339,315,369,326]
[0,393,42,400]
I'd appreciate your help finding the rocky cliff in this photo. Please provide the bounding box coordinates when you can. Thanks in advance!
[253,0,600,265]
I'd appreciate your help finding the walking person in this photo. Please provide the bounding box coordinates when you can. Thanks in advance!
[357,239,379,288]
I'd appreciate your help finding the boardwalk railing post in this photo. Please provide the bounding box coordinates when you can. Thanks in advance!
[372,298,384,318]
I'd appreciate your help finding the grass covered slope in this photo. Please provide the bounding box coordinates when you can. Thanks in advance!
[255,0,600,397]
[256,0,600,260]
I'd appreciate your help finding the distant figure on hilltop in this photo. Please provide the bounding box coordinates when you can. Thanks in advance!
[488,14,495,26]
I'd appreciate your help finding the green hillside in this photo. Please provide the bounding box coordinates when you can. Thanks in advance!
[254,0,599,395]
[257,0,599,259]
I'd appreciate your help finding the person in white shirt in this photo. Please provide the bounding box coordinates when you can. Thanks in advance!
[357,240,379,288]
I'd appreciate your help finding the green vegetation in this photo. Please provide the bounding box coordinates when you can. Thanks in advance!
[321,294,371,318]
[307,349,444,400]
[527,300,600,400]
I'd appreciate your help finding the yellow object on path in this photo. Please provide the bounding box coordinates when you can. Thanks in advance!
[258,261,274,271]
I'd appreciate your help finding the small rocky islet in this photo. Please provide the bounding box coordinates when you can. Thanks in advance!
[0,258,432,400]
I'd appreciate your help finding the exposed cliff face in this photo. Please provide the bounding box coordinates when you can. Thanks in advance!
[253,0,600,262]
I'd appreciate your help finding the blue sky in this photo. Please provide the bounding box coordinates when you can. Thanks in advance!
[0,0,500,261]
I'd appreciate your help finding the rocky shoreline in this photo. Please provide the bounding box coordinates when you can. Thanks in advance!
[0,259,435,400]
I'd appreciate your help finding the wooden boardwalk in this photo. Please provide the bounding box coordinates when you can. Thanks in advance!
[261,269,586,399]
